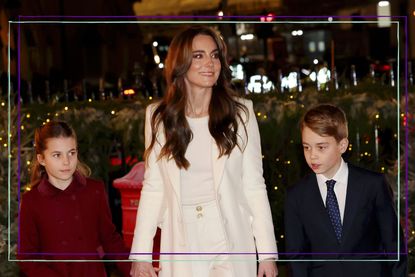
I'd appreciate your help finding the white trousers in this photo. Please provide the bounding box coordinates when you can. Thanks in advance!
[182,200,233,277]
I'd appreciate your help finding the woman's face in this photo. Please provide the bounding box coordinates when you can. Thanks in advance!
[184,34,221,92]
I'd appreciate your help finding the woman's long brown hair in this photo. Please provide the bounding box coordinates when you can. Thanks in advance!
[145,26,248,169]
[30,121,91,187]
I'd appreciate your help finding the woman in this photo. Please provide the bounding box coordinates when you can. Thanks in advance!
[130,26,278,277]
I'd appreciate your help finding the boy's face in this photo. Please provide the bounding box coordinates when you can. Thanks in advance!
[302,126,348,179]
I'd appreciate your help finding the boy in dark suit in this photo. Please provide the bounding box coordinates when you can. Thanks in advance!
[284,104,407,277]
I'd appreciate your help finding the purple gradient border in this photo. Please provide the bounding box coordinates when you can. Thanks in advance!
[13,15,409,260]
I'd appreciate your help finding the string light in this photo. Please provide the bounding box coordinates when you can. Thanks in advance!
[64,106,68,111]
[1,102,4,106]
[26,161,31,165]
[111,110,116,115]
[55,113,59,117]
[21,126,24,130]
[375,114,379,119]
[263,115,267,119]
[280,235,284,239]
[149,96,153,100]
[26,114,31,118]
[274,186,278,190]
[88,99,92,102]
[3,143,7,147]
[257,112,262,116]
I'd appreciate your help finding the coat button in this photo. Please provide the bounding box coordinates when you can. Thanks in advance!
[196,206,202,212]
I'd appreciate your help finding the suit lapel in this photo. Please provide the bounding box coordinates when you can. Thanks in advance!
[165,157,181,202]
[211,138,227,191]
[308,176,338,239]
[341,166,364,244]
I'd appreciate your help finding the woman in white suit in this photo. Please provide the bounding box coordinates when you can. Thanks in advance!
[130,26,278,277]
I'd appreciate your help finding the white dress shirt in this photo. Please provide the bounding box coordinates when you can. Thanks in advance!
[316,158,349,223]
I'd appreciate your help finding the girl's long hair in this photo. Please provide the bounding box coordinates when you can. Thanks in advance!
[145,26,248,169]
[30,121,91,187]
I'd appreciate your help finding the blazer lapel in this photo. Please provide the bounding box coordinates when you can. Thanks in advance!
[165,157,181,202]
[341,166,364,244]
[211,138,227,191]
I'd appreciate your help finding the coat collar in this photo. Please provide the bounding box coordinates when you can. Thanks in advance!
[37,170,87,197]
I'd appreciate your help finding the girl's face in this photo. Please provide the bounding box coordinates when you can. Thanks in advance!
[37,136,78,189]
[184,34,221,92]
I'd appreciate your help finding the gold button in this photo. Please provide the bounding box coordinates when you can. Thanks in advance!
[196,206,202,212]
[197,213,203,218]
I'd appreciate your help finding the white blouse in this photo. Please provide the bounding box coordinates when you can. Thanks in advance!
[180,116,216,205]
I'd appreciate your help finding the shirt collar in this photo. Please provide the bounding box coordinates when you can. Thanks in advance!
[316,158,348,185]
[37,170,87,196]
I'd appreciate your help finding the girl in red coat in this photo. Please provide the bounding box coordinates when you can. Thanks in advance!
[18,121,131,277]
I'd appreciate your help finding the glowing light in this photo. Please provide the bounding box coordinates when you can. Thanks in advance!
[1,102,4,106]
[123,89,135,95]
[154,55,160,64]
[328,17,333,22]
[378,1,389,7]
[21,125,25,130]
[64,106,68,111]
[25,186,31,191]
[247,75,275,93]
[375,114,379,119]
[412,230,415,235]
[262,155,265,159]
[158,63,164,69]
[274,186,278,190]
[240,34,254,40]
[149,96,153,100]
[46,119,50,123]
[152,41,158,47]
[364,152,368,156]
[381,167,385,171]
[287,160,291,165]
[400,113,404,117]
[88,99,92,102]
[26,114,31,118]
[280,235,284,239]
[3,143,7,147]
[365,141,369,144]
[263,115,267,119]
[313,59,319,65]
[55,113,59,117]
[217,10,224,17]
[26,161,31,165]
[111,110,115,115]
[257,112,262,116]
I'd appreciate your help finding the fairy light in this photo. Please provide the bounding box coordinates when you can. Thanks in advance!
[289,95,294,99]
[280,235,284,239]
[375,114,379,119]
[286,160,291,165]
[26,161,31,165]
[263,115,267,119]
[365,140,369,144]
[1,102,4,107]
[88,98,92,102]
[278,174,282,178]
[257,112,262,116]
[55,113,59,117]
[26,114,31,118]
[274,186,278,190]
[149,96,153,100]
[262,155,265,159]
[46,119,50,123]
[381,167,385,172]
[3,143,7,147]
[111,110,116,115]
[64,106,68,111]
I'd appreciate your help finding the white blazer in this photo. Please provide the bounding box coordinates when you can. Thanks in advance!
[130,99,277,277]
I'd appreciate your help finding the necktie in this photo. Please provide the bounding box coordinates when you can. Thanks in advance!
[326,179,342,243]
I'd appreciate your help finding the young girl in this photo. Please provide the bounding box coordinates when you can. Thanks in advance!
[18,121,131,277]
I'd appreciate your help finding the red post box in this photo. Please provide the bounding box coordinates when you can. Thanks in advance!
[112,162,161,265]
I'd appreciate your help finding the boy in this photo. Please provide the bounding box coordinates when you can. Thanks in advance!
[284,104,407,277]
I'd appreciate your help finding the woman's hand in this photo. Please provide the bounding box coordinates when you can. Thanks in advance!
[130,262,161,277]
[257,260,278,277]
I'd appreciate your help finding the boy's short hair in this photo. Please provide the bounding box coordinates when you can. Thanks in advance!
[300,104,348,142]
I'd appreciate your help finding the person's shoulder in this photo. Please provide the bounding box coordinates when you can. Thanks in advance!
[348,163,384,180]
[146,101,162,114]
[234,96,252,107]
[84,177,106,194]
[286,173,315,196]
[21,186,40,203]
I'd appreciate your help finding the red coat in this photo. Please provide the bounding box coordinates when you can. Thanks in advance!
[18,172,131,277]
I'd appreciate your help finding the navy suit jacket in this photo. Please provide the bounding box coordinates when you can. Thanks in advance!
[284,164,407,277]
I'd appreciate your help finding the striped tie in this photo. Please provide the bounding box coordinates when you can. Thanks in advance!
[326,179,342,243]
